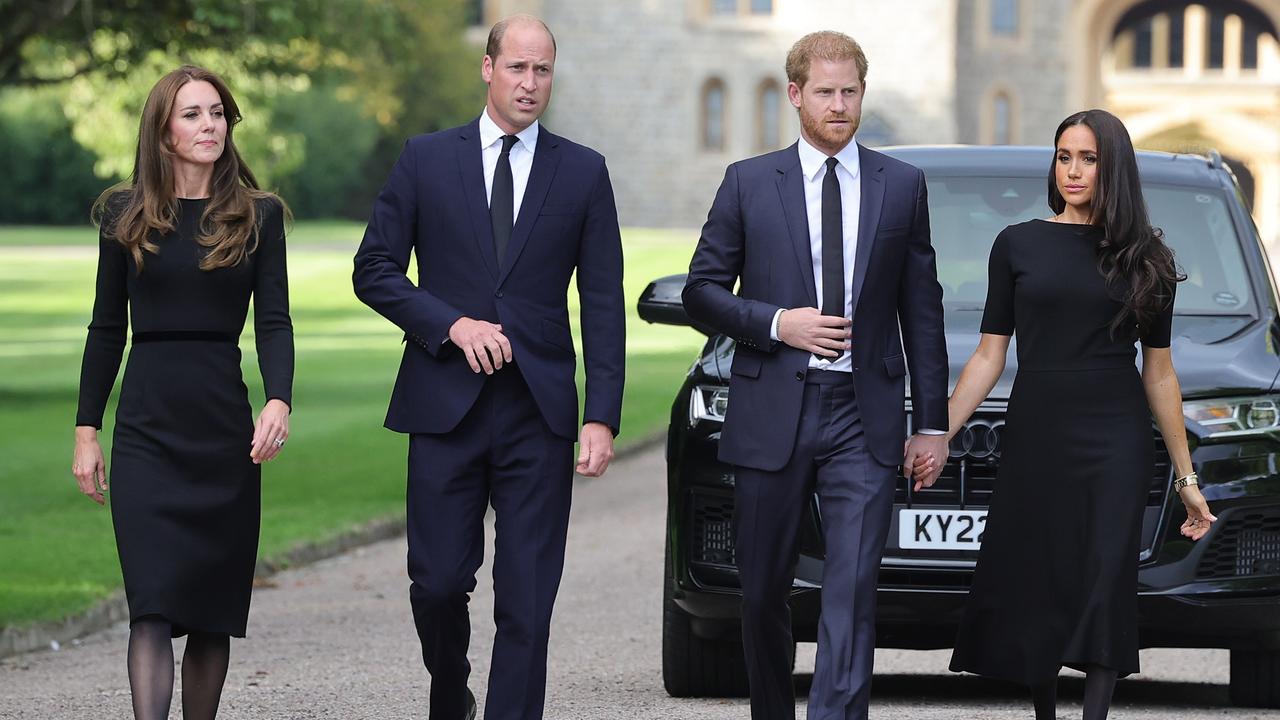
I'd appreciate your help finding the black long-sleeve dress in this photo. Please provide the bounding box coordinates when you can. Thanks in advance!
[76,196,293,637]
[949,219,1174,684]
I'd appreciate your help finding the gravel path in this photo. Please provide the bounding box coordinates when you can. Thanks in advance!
[2,447,1274,719]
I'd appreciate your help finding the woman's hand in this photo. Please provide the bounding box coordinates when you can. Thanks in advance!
[72,426,108,505]
[1178,486,1217,541]
[250,398,291,464]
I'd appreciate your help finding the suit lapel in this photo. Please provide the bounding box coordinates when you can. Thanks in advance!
[850,144,884,319]
[775,144,818,308]
[457,118,499,280]
[498,126,562,287]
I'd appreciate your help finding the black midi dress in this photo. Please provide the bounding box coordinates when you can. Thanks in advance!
[76,197,293,638]
[948,219,1174,684]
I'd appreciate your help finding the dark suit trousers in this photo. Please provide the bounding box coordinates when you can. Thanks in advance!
[734,373,896,720]
[407,366,574,720]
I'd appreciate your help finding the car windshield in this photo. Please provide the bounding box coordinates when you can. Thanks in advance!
[928,176,1256,316]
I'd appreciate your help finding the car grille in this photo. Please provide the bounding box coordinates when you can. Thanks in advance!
[895,410,1172,508]
[690,491,736,567]
[1196,506,1280,579]
[688,414,1174,574]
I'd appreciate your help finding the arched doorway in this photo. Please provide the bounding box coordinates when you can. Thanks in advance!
[1072,0,1280,254]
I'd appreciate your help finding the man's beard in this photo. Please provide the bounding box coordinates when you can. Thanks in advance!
[800,107,858,150]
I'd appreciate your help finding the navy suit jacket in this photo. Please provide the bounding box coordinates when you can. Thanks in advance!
[353,117,625,441]
[683,143,947,470]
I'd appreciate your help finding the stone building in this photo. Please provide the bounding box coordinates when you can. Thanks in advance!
[466,1,1280,252]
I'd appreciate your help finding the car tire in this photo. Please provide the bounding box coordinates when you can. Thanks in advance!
[1230,648,1280,708]
[662,541,750,698]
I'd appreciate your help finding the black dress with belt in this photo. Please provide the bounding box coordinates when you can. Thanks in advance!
[949,219,1174,684]
[76,196,293,638]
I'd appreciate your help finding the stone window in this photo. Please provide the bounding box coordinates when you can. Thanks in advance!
[756,79,782,151]
[711,0,737,15]
[856,113,896,148]
[702,79,727,152]
[991,0,1019,36]
[705,0,774,16]
[993,93,1012,145]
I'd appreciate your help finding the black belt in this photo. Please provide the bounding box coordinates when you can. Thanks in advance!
[805,369,853,385]
[132,331,236,344]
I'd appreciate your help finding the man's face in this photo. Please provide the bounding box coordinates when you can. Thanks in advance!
[789,58,863,155]
[481,23,555,134]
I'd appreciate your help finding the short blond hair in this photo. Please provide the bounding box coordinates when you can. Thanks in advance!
[785,31,868,88]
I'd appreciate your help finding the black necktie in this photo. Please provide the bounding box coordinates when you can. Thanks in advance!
[819,156,844,360]
[491,134,518,262]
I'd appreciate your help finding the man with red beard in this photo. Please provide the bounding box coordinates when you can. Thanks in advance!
[683,31,948,720]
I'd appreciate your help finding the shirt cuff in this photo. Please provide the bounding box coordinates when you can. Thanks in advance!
[769,309,784,342]
[917,428,946,435]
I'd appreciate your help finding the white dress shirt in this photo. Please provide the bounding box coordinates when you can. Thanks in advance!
[479,108,539,219]
[770,136,861,373]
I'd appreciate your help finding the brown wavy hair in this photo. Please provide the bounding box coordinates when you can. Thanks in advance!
[93,65,284,271]
[1047,109,1184,337]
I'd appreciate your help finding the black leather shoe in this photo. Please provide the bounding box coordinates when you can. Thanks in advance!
[463,688,477,720]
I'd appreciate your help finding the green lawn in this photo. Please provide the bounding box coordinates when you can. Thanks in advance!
[0,221,704,628]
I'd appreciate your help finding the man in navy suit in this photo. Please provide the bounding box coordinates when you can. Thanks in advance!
[683,31,948,720]
[352,15,624,720]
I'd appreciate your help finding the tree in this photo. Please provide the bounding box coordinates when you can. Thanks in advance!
[0,0,484,219]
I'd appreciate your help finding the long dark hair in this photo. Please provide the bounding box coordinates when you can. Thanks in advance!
[92,65,285,271]
[1048,109,1183,337]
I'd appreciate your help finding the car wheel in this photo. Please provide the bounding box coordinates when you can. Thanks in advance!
[1230,648,1280,708]
[662,539,750,698]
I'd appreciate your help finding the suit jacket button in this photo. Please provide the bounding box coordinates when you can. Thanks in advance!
[495,290,504,298]
[795,371,804,381]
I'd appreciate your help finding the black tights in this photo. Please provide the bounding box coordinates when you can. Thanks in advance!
[1031,665,1119,720]
[127,617,231,720]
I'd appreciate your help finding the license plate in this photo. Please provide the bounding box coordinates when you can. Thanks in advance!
[898,509,987,550]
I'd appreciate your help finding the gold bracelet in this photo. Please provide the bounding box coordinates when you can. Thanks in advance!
[1173,472,1199,492]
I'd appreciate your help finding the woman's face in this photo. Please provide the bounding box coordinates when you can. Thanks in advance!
[166,80,227,170]
[1055,124,1098,215]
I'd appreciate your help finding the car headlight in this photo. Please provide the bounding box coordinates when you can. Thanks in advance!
[689,385,729,426]
[1183,395,1280,439]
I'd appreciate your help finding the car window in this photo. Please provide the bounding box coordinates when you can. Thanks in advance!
[926,176,1256,316]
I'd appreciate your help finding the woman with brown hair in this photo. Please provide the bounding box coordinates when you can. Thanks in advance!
[941,109,1215,719]
[70,65,293,719]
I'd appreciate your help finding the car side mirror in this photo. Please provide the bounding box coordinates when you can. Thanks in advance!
[637,273,715,336]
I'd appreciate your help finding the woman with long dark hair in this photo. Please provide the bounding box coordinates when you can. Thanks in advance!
[70,65,293,719]
[943,109,1215,718]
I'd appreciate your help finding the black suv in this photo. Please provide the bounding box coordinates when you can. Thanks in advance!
[640,146,1280,709]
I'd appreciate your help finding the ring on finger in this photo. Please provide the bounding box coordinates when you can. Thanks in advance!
[273,437,285,447]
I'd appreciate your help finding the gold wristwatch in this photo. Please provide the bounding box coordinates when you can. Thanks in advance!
[1173,472,1199,493]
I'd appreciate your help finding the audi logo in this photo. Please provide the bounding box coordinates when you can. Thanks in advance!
[949,419,1004,460]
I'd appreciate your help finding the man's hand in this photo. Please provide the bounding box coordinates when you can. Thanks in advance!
[576,422,615,478]
[448,317,513,374]
[904,433,948,492]
[777,308,851,357]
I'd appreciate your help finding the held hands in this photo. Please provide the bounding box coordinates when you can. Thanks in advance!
[903,433,947,491]
[576,422,615,478]
[250,398,291,464]
[1178,486,1217,541]
[449,317,513,375]
[778,308,851,357]
[72,426,108,505]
